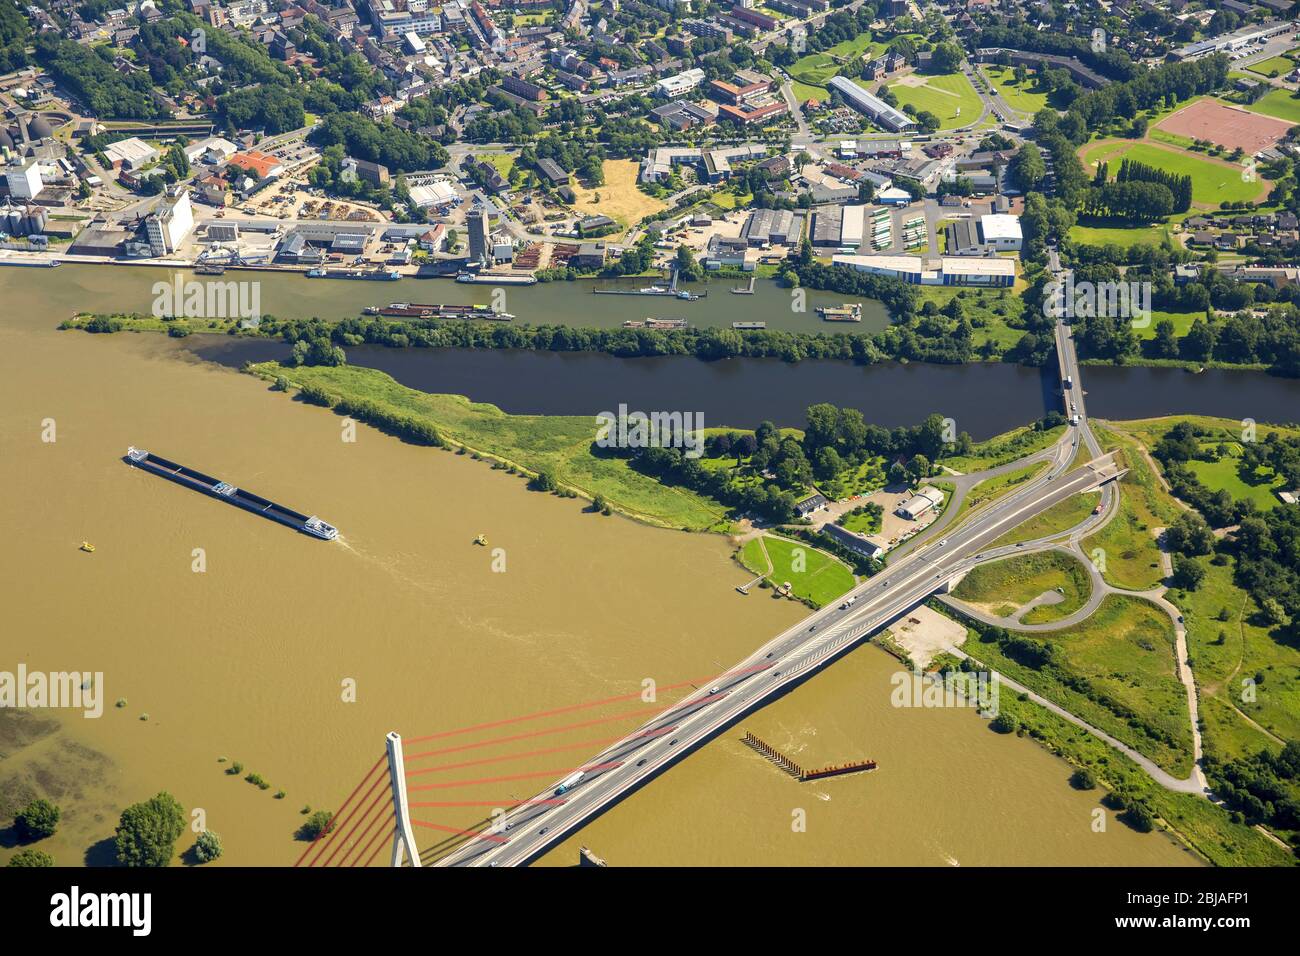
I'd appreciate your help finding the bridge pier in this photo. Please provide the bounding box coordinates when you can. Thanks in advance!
[386,731,421,868]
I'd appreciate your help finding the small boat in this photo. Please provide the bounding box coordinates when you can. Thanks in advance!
[474,534,487,546]
[80,542,96,553]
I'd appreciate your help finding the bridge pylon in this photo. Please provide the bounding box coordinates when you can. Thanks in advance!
[386,731,421,867]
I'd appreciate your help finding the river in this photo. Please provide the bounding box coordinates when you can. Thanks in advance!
[0,263,1207,867]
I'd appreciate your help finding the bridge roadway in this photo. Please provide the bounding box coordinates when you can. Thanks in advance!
[439,426,1120,867]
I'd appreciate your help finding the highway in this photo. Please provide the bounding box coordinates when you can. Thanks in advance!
[437,416,1120,866]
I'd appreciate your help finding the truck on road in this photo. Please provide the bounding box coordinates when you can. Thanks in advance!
[555,771,585,795]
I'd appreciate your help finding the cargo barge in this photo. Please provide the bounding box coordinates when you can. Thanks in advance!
[124,447,338,540]
[362,302,513,320]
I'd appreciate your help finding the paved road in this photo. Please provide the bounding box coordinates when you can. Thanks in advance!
[437,429,1121,866]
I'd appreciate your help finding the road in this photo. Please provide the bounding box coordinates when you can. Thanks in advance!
[437,425,1121,866]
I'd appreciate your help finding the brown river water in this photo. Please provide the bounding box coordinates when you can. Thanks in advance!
[0,264,1195,866]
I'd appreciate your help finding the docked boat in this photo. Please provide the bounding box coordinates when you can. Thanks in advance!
[455,272,537,285]
[124,447,338,540]
[307,267,400,280]
[194,263,227,276]
[817,303,863,322]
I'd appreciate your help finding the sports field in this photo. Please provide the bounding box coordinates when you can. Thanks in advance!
[1068,222,1172,248]
[885,71,982,130]
[1078,139,1266,207]
[1156,97,1293,154]
[1245,87,1300,126]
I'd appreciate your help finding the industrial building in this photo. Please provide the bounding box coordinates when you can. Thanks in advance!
[826,76,916,133]
[740,208,806,247]
[145,187,194,256]
[832,253,1016,287]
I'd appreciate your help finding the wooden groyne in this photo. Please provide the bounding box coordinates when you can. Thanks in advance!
[742,732,801,777]
[742,732,877,782]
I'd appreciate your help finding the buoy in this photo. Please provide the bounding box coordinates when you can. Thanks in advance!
[80,542,95,553]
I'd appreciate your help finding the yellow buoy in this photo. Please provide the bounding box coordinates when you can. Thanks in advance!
[80,542,96,553]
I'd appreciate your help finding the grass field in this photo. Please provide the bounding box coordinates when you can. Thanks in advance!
[838,505,882,535]
[966,594,1195,775]
[1134,309,1201,342]
[788,53,841,90]
[1068,221,1173,248]
[250,362,728,531]
[740,534,856,607]
[884,71,982,130]
[569,159,668,238]
[1078,140,1265,207]
[993,491,1100,547]
[1171,554,1300,761]
[1245,87,1300,125]
[1082,427,1181,591]
[953,550,1091,624]
[954,461,1045,522]
[979,65,1051,115]
[788,35,886,98]
[1246,53,1298,79]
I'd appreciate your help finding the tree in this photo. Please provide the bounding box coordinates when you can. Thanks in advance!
[929,42,964,74]
[192,830,223,863]
[115,792,186,868]
[15,799,60,841]
[1171,554,1205,590]
[674,244,703,282]
[7,849,54,867]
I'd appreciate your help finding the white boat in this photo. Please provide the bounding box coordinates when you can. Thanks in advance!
[304,516,339,540]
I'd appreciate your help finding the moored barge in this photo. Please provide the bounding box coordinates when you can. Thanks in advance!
[124,447,338,540]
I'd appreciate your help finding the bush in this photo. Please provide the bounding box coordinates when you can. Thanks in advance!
[990,712,1018,734]
[1069,768,1096,790]
[114,792,186,867]
[530,468,559,493]
[192,830,223,863]
[298,810,335,841]
[7,848,54,867]
[15,798,60,841]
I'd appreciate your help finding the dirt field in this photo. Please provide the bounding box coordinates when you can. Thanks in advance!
[1155,98,1294,154]
[886,605,967,670]
[569,159,668,239]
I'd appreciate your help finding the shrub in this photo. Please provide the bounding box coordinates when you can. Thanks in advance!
[7,848,54,867]
[298,810,335,841]
[1069,768,1096,790]
[192,830,223,863]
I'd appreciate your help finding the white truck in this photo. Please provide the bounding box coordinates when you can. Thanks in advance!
[554,771,585,795]
[1064,375,1073,388]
